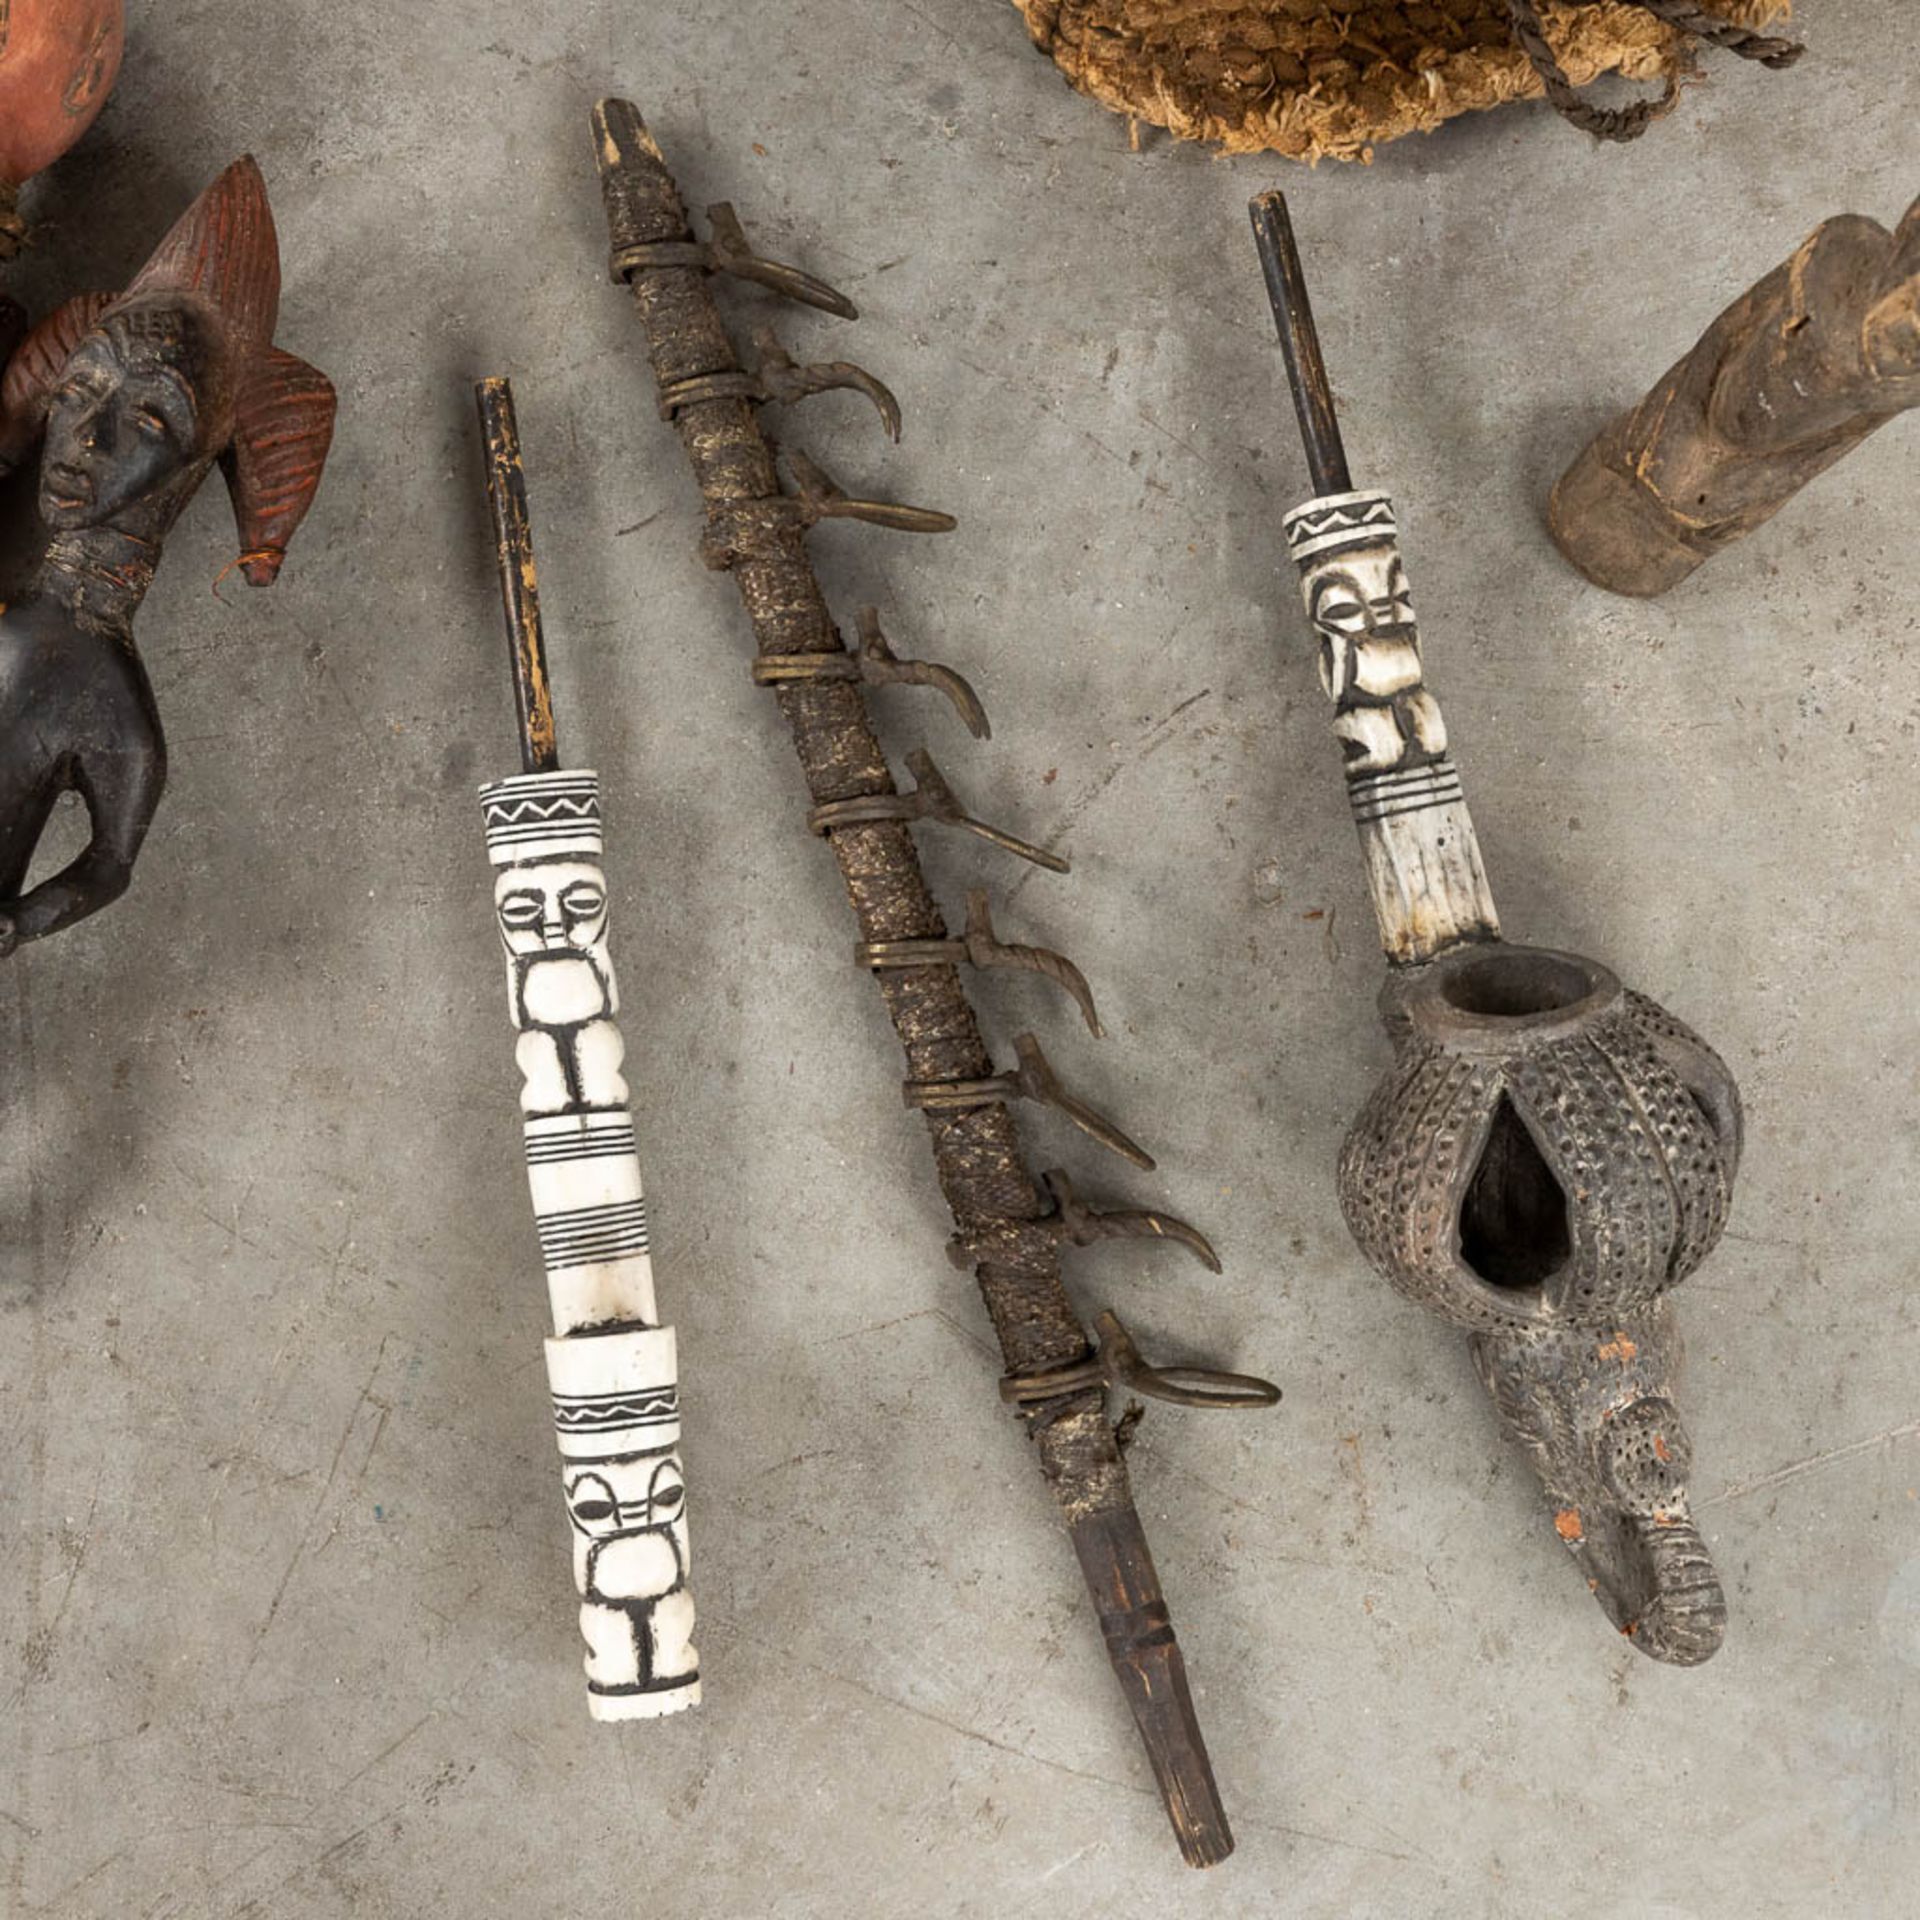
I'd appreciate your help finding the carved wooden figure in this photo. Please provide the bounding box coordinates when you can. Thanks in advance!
[0,155,335,954]
[474,378,699,1719]
[1251,192,1742,1664]
[1551,192,1920,595]
[0,0,125,260]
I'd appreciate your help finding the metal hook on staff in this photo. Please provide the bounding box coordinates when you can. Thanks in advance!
[999,1308,1279,1411]
[787,448,958,535]
[857,889,1104,1037]
[749,608,991,740]
[903,1030,1155,1170]
[808,749,1068,873]
[608,197,858,320]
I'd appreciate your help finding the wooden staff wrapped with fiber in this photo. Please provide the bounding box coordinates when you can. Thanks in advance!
[475,377,698,1720]
[1249,191,1742,1666]
[591,97,1277,1865]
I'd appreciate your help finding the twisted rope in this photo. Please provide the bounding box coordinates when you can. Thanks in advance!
[1508,0,1804,143]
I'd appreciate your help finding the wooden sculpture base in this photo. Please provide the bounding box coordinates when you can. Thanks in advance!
[1550,195,1920,595]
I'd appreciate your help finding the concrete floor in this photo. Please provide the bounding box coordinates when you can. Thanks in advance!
[3,2,1916,1914]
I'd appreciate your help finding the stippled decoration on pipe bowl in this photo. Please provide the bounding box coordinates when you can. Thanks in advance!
[1250,190,1741,1665]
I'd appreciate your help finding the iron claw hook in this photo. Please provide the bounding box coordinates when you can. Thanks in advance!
[858,609,990,739]
[788,448,957,535]
[755,328,902,441]
[705,201,858,317]
[1043,1169,1221,1274]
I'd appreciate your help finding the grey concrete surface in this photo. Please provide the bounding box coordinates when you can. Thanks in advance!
[2,3,1916,1914]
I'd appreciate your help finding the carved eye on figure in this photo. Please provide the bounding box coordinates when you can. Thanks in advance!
[1384,557,1415,626]
[645,1461,686,1526]
[565,1472,621,1533]
[498,888,546,930]
[1309,566,1370,638]
[559,881,607,944]
[135,407,169,440]
[1315,596,1366,632]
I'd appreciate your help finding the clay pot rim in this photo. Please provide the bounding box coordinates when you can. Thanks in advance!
[1404,941,1622,1053]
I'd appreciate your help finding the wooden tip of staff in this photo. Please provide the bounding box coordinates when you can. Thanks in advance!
[1070,1505,1234,1867]
[591,96,670,192]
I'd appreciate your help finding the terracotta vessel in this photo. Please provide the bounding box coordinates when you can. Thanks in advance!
[0,0,125,255]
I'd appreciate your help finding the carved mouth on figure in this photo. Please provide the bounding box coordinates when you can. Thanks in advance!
[43,463,94,511]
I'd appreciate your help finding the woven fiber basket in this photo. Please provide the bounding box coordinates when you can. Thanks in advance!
[1014,1,1793,160]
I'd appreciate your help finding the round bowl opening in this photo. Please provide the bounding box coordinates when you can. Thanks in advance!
[1438,950,1601,1021]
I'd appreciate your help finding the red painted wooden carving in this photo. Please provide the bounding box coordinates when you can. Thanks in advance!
[0,0,124,185]
[0,0,124,259]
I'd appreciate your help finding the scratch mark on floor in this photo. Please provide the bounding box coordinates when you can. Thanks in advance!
[237,1338,392,1687]
[34,1844,130,1912]
[1006,689,1214,904]
[330,1712,436,1796]
[827,1304,999,1363]
[1704,1420,1920,1507]
[733,1630,1143,1799]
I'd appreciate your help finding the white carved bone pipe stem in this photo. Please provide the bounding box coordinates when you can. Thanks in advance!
[1280,489,1500,964]
[1250,191,1498,967]
[475,377,697,1718]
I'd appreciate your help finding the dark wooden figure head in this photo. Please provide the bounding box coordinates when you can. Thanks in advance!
[0,155,335,954]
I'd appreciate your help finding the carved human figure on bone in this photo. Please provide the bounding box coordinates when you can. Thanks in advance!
[548,1328,699,1717]
[1306,545,1446,775]
[495,856,628,1114]
[480,767,699,1718]
[0,155,335,953]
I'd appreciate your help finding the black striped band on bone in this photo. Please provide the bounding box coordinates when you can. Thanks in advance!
[1346,758,1467,824]
[523,1115,641,1167]
[537,1198,651,1271]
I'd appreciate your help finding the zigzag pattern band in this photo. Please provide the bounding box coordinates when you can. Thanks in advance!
[480,769,604,861]
[1282,487,1398,564]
